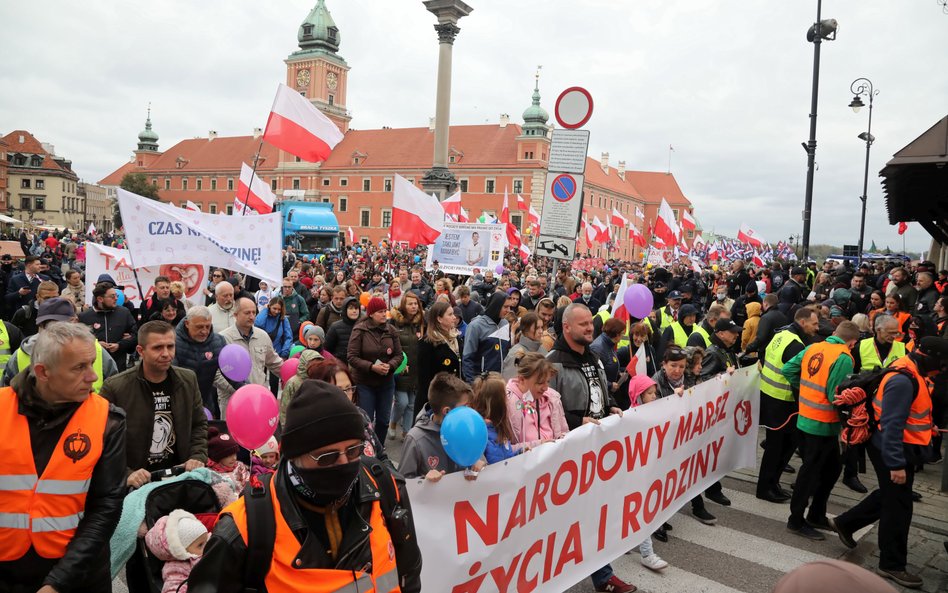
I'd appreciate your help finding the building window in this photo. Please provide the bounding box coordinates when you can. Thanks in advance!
[328,94,335,106]
[360,208,370,227]
[292,178,301,190]
[196,178,203,190]
[362,178,371,191]
[152,177,158,186]
[210,178,217,190]
[687,230,694,239]
[511,213,522,230]
[340,178,348,187]
[459,178,468,192]
[339,197,348,212]
[20,179,30,189]
[513,179,523,194]
[30,155,41,167]
[36,197,46,210]
[322,197,330,203]
[295,156,302,163]
[227,178,234,191]
[322,178,330,187]
[226,204,234,215]
[524,151,534,159]
[271,179,277,191]
[21,197,31,210]
[407,177,414,185]
[182,178,189,190]
[209,203,217,214]
[382,209,392,227]
[165,178,171,190]
[672,208,679,220]
[36,180,45,190]
[384,178,392,192]
[485,179,495,193]
[449,155,456,164]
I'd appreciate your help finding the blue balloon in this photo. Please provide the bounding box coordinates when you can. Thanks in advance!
[116,290,126,306]
[440,406,488,467]
[414,255,421,263]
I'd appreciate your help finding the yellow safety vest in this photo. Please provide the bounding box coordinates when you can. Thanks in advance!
[760,330,803,402]
[669,322,690,349]
[692,324,711,348]
[857,338,905,371]
[657,307,676,330]
[0,323,11,366]
[16,341,105,393]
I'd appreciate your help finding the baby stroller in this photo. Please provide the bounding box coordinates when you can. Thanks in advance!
[126,467,223,593]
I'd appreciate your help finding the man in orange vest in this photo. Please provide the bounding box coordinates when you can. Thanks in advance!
[781,321,861,541]
[190,380,422,593]
[829,336,948,590]
[0,321,127,592]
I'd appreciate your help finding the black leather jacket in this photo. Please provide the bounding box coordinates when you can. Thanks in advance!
[699,335,739,382]
[0,370,127,593]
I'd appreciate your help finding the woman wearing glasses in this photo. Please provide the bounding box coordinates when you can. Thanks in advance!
[204,269,226,305]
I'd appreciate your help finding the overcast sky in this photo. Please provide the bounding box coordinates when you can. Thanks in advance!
[2,1,945,252]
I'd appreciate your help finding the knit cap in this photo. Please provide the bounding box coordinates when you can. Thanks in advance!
[255,436,279,456]
[303,324,326,343]
[281,380,366,458]
[366,297,387,317]
[207,426,239,462]
[175,512,208,551]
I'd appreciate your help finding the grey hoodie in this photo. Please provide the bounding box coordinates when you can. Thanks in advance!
[399,408,467,478]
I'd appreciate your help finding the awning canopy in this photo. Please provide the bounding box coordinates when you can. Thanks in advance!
[0,214,24,225]
[880,115,948,244]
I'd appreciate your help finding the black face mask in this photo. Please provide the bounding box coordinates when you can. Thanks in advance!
[288,459,361,507]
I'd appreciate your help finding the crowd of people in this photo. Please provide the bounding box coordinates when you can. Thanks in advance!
[1,225,946,593]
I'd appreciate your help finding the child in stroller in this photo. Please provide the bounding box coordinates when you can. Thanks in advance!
[144,510,208,593]
[205,426,250,490]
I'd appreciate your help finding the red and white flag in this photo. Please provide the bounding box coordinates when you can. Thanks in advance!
[443,190,462,221]
[581,217,595,247]
[752,250,765,267]
[611,207,628,228]
[654,198,681,247]
[708,242,720,261]
[347,226,355,244]
[391,174,444,246]
[897,221,908,235]
[591,216,610,243]
[528,204,541,233]
[501,190,521,248]
[610,273,633,322]
[693,233,706,248]
[737,223,765,247]
[634,206,645,220]
[236,163,276,214]
[459,206,470,223]
[516,193,527,210]
[628,225,647,247]
[681,210,696,232]
[263,83,344,163]
[185,200,200,212]
[519,242,531,263]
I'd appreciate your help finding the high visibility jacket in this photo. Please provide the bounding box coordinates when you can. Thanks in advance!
[16,341,106,393]
[858,338,905,371]
[226,468,401,593]
[0,323,11,366]
[656,307,677,330]
[888,311,911,342]
[669,322,690,349]
[760,330,803,401]
[873,356,933,446]
[798,342,851,424]
[0,387,109,560]
[692,324,711,348]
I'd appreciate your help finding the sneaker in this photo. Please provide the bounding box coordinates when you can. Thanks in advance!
[787,522,825,541]
[640,553,669,572]
[706,491,731,506]
[653,526,668,542]
[595,575,637,593]
[693,507,717,525]
[829,517,856,549]
[876,568,923,589]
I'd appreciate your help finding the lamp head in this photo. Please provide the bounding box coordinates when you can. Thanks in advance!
[858,132,875,143]
[849,95,865,113]
[807,18,838,42]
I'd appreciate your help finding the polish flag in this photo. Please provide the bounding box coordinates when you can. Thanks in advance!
[591,216,610,243]
[581,217,595,247]
[516,194,527,210]
[634,206,645,220]
[263,83,344,163]
[459,206,470,223]
[519,242,531,263]
[693,233,706,248]
[236,163,276,214]
[391,174,444,246]
[897,221,908,235]
[628,225,647,247]
[185,200,200,212]
[611,207,628,228]
[653,198,681,247]
[681,210,696,232]
[610,273,633,322]
[752,250,765,267]
[737,223,765,247]
[347,226,355,244]
[86,222,96,236]
[501,190,521,248]
[443,190,462,221]
[708,242,720,261]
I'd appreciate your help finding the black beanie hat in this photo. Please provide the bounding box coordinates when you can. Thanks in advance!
[281,380,366,459]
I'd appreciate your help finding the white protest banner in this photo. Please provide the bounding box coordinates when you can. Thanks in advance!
[407,367,760,593]
[425,222,505,275]
[84,243,209,308]
[117,189,283,285]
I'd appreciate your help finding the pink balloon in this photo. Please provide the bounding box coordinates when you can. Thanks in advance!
[623,283,654,319]
[226,385,279,450]
[219,344,252,383]
[280,358,300,385]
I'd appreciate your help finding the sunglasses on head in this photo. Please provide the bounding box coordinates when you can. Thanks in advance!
[307,442,365,467]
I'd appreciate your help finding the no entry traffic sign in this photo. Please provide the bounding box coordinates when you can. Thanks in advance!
[554,87,594,129]
[551,174,577,202]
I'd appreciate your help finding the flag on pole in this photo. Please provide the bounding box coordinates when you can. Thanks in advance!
[628,225,646,247]
[610,207,628,228]
[391,174,444,246]
[86,222,96,236]
[185,201,199,212]
[681,210,696,232]
[634,206,645,220]
[519,242,531,263]
[708,242,720,261]
[897,221,908,235]
[591,216,610,243]
[528,204,541,232]
[610,274,633,322]
[443,190,462,221]
[653,198,681,246]
[752,250,765,267]
[500,190,521,248]
[459,206,470,223]
[236,163,276,214]
[516,194,527,210]
[347,226,355,244]
[263,83,344,163]
[737,223,765,247]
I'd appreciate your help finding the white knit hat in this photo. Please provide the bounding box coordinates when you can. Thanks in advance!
[255,436,280,456]
[167,509,208,560]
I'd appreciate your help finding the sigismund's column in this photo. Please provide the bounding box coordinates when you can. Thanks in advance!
[421,0,472,200]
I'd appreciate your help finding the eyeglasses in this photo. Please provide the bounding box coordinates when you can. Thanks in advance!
[307,442,365,467]
[212,274,223,278]
[339,385,356,395]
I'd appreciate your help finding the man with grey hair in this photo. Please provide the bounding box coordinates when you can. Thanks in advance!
[214,297,283,417]
[208,281,236,333]
[914,272,938,318]
[174,305,227,417]
[577,281,602,312]
[0,321,127,592]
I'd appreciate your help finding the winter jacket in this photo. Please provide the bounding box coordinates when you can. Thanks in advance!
[651,368,683,398]
[347,317,403,387]
[173,320,226,416]
[746,306,790,359]
[314,301,343,331]
[214,325,284,398]
[280,291,309,336]
[505,376,569,449]
[501,334,548,380]
[742,301,762,351]
[207,302,236,334]
[254,309,293,358]
[484,422,519,464]
[778,279,806,315]
[400,409,468,478]
[11,301,40,338]
[415,335,461,417]
[78,305,138,370]
[546,334,615,430]
[61,282,86,310]
[1,370,127,593]
[699,335,739,382]
[462,293,511,381]
[408,281,435,308]
[390,308,422,392]
[144,510,203,593]
[324,297,361,360]
[100,363,208,475]
[590,333,620,384]
[279,349,324,427]
[457,299,485,324]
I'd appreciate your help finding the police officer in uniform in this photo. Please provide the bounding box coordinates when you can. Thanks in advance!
[830,337,948,590]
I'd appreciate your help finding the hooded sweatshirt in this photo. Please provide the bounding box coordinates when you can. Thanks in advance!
[504,376,568,449]
[742,301,762,350]
[462,292,511,381]
[324,297,361,360]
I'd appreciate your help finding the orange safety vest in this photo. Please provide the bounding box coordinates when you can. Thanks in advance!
[872,356,934,446]
[798,342,852,424]
[226,468,402,593]
[0,387,109,560]
[892,311,911,342]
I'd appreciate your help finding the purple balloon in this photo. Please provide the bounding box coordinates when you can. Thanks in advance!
[204,407,213,421]
[219,344,252,383]
[494,264,505,274]
[624,283,654,319]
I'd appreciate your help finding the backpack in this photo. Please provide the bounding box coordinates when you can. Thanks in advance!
[834,367,917,445]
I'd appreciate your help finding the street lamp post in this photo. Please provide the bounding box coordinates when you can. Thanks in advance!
[848,77,878,267]
[801,0,838,263]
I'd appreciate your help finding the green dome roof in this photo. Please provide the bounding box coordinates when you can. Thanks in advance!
[298,0,340,54]
[521,77,550,136]
[137,107,159,151]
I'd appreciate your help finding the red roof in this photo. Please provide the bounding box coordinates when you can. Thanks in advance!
[99,161,137,186]
[582,158,643,200]
[624,170,691,207]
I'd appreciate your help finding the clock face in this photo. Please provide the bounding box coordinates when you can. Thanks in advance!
[326,71,338,90]
[296,69,311,89]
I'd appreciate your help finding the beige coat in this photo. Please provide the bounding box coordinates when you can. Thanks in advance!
[214,325,283,418]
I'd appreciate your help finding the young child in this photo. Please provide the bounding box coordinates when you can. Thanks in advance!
[144,509,209,593]
[472,373,519,464]
[206,427,250,491]
[254,280,274,309]
[302,324,336,361]
[505,352,568,450]
[251,436,280,476]
[400,372,486,481]
[627,374,670,571]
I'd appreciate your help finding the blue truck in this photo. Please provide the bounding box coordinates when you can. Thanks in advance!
[274,200,340,256]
